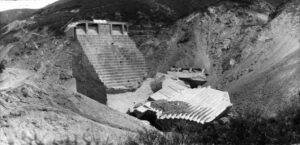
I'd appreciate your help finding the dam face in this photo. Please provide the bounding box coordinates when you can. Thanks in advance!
[67,21,147,92]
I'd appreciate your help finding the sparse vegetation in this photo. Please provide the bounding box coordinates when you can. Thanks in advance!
[11,134,115,145]
[0,0,299,144]
[13,105,300,145]
[126,103,300,145]
[0,60,6,73]
[150,77,164,92]
[151,100,190,114]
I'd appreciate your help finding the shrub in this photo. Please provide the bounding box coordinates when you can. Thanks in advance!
[0,60,6,74]
[150,77,164,93]
[126,104,300,145]
[151,100,190,114]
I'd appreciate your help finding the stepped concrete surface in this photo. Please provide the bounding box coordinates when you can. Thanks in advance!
[134,78,232,124]
[66,20,147,91]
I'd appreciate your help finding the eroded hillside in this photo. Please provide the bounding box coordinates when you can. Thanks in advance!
[0,9,36,28]
[141,0,300,116]
[0,0,231,143]
[0,23,153,144]
[0,0,299,144]
[227,0,300,116]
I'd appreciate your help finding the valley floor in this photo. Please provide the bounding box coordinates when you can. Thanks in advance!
[107,78,153,113]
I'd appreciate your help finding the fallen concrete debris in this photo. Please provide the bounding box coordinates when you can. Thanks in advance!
[167,67,207,88]
[130,74,232,124]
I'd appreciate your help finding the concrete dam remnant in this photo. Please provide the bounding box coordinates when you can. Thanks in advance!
[66,20,147,91]
[131,74,232,124]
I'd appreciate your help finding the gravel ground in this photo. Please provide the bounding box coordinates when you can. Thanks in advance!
[107,78,154,113]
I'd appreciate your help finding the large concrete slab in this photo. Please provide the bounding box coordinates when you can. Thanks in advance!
[68,21,147,91]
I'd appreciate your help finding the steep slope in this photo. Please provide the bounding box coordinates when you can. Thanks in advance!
[141,0,274,75]
[23,0,226,36]
[0,75,142,144]
[0,0,298,143]
[141,0,300,116]
[226,0,300,115]
[0,22,152,144]
[0,9,36,27]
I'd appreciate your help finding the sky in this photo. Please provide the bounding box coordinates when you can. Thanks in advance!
[0,0,59,12]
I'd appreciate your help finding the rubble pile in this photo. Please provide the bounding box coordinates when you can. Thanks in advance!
[167,67,207,88]
[130,68,232,125]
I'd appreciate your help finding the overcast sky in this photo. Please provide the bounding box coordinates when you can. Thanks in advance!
[0,0,59,12]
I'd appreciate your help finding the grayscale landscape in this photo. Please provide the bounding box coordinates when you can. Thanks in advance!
[0,0,299,144]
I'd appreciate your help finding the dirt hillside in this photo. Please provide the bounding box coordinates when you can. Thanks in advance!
[140,0,300,116]
[227,0,300,116]
[0,9,36,28]
[0,22,153,144]
[0,0,298,143]
[0,0,225,143]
